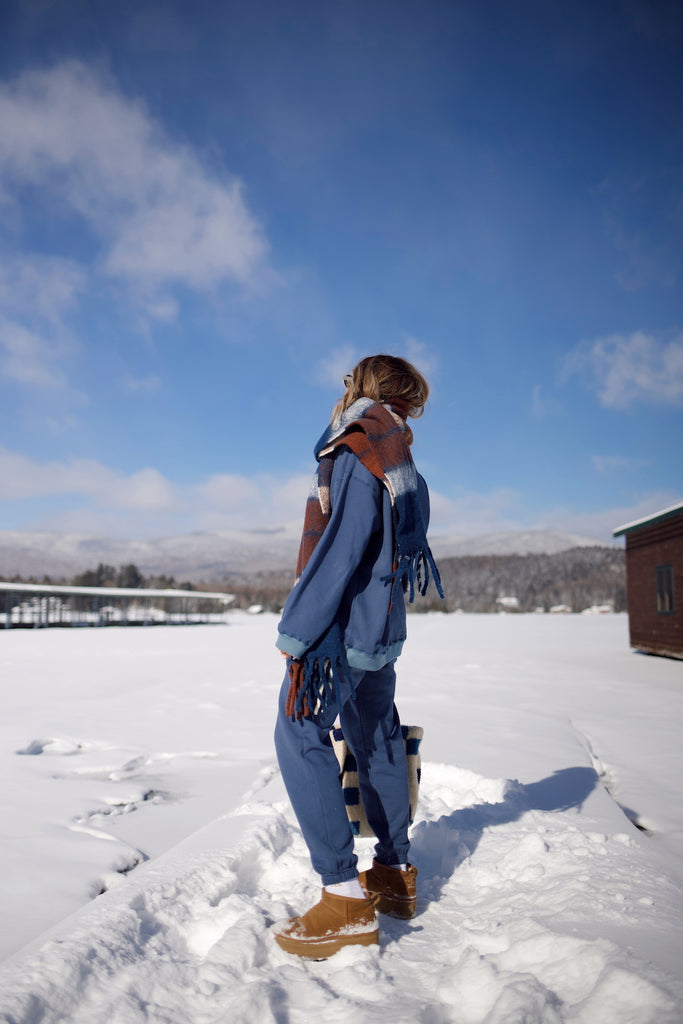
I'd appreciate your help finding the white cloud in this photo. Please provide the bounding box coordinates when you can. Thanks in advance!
[402,337,438,380]
[591,454,648,475]
[531,384,545,418]
[565,331,683,409]
[538,492,683,542]
[196,473,263,511]
[0,61,269,295]
[0,255,85,322]
[109,468,175,512]
[0,446,310,535]
[141,298,180,323]
[193,473,311,531]
[0,63,271,407]
[427,486,683,546]
[0,256,85,391]
[427,487,524,536]
[270,474,313,511]
[2,441,678,548]
[0,448,175,511]
[124,375,163,395]
[0,319,69,389]
[313,339,439,393]
[314,345,361,389]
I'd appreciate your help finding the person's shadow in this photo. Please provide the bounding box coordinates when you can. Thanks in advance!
[408,766,600,911]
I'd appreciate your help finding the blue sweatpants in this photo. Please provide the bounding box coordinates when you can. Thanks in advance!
[274,660,411,886]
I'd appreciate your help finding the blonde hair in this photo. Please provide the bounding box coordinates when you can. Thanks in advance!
[332,354,429,444]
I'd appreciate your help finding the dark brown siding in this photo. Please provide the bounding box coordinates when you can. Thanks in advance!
[625,515,683,658]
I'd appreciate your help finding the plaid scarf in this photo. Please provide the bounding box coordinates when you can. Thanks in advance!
[286,398,443,720]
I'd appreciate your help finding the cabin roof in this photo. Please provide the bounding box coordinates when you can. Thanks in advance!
[613,501,683,538]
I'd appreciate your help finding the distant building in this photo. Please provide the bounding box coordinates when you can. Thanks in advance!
[614,502,683,660]
[1,582,234,629]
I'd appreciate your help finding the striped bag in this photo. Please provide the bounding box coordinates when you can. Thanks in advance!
[329,725,423,838]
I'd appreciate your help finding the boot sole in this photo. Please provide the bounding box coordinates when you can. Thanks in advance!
[275,928,379,960]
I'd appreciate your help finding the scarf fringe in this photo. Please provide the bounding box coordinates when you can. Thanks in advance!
[385,544,445,604]
[289,623,349,722]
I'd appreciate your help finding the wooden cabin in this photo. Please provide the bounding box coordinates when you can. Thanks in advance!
[613,501,683,659]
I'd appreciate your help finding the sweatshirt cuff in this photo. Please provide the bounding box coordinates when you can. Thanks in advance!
[276,632,309,659]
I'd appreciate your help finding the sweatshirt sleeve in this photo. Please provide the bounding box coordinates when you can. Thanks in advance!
[276,450,383,658]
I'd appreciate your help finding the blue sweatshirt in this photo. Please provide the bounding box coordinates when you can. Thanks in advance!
[276,448,430,671]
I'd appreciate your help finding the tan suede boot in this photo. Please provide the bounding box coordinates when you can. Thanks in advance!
[273,889,379,959]
[358,859,418,919]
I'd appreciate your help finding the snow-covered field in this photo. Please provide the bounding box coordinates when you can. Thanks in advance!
[1,613,682,1023]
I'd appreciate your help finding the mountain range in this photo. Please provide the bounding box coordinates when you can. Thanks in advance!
[0,528,619,583]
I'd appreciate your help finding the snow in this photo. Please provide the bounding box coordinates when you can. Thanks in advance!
[429,529,614,558]
[1,613,682,1023]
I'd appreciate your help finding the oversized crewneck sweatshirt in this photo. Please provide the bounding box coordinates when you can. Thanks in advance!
[277,448,430,671]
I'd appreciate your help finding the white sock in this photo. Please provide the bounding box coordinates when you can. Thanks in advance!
[325,879,366,900]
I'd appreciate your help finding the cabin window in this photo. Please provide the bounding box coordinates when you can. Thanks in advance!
[655,565,675,614]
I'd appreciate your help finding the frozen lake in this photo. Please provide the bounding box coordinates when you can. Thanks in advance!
[1,613,682,1022]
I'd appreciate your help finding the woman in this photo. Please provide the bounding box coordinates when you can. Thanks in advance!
[273,354,442,959]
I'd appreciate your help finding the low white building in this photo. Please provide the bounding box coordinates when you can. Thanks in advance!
[0,582,234,629]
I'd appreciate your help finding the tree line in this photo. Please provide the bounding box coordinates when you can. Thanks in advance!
[220,546,627,615]
[417,546,626,614]
[2,547,626,615]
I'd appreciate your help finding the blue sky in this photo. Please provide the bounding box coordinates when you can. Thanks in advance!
[0,0,681,544]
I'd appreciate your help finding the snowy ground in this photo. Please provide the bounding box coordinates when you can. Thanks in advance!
[0,613,682,1023]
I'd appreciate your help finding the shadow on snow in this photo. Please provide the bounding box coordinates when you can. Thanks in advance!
[408,766,600,911]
